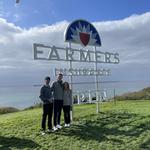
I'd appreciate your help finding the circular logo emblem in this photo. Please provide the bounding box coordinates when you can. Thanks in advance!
[65,19,101,47]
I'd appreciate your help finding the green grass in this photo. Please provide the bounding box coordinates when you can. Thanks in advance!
[0,100,150,150]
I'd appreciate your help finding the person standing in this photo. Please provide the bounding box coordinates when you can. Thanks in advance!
[39,76,53,134]
[63,82,72,127]
[51,73,64,131]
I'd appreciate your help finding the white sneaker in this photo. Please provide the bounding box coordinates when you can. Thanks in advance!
[64,124,68,127]
[56,124,62,129]
[47,129,53,133]
[67,124,70,127]
[41,131,46,135]
[53,126,58,131]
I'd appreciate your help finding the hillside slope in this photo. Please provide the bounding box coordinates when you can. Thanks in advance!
[116,87,150,100]
[0,101,150,150]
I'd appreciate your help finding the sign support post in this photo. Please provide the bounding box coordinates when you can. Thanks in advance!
[94,46,99,113]
[68,42,74,121]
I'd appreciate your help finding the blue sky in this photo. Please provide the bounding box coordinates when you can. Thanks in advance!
[1,0,150,28]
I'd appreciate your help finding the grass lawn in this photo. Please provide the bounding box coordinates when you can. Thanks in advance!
[0,100,150,150]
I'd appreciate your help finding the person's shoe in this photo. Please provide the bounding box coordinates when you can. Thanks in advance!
[67,124,70,127]
[47,129,53,133]
[40,130,46,135]
[41,131,46,135]
[53,126,58,131]
[56,124,62,129]
[40,129,46,135]
[64,124,68,127]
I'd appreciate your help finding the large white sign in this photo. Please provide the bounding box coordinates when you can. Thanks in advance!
[33,19,120,113]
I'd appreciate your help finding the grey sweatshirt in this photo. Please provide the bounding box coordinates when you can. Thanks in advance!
[63,89,72,106]
[39,85,53,104]
[51,80,64,100]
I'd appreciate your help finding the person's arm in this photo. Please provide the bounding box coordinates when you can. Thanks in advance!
[49,88,54,103]
[50,82,54,92]
[39,87,48,103]
[70,90,73,106]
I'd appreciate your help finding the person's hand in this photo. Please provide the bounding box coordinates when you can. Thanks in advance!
[48,98,53,103]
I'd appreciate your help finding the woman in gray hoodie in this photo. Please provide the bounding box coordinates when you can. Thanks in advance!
[63,82,72,127]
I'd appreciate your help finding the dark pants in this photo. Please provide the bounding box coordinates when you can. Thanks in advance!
[54,100,63,126]
[63,105,71,124]
[41,103,53,130]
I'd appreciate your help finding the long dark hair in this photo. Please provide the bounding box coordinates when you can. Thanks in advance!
[63,82,70,90]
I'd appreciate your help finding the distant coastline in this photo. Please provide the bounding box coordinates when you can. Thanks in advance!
[1,87,150,115]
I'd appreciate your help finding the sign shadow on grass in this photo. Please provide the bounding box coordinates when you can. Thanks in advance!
[0,136,41,150]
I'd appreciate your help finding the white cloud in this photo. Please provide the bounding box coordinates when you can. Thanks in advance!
[0,12,150,86]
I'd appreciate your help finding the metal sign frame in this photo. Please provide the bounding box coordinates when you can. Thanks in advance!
[33,19,120,118]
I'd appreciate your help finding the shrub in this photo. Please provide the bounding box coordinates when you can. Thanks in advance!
[115,87,150,101]
[0,107,19,114]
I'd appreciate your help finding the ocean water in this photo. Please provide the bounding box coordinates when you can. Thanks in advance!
[0,86,40,109]
[0,81,149,109]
